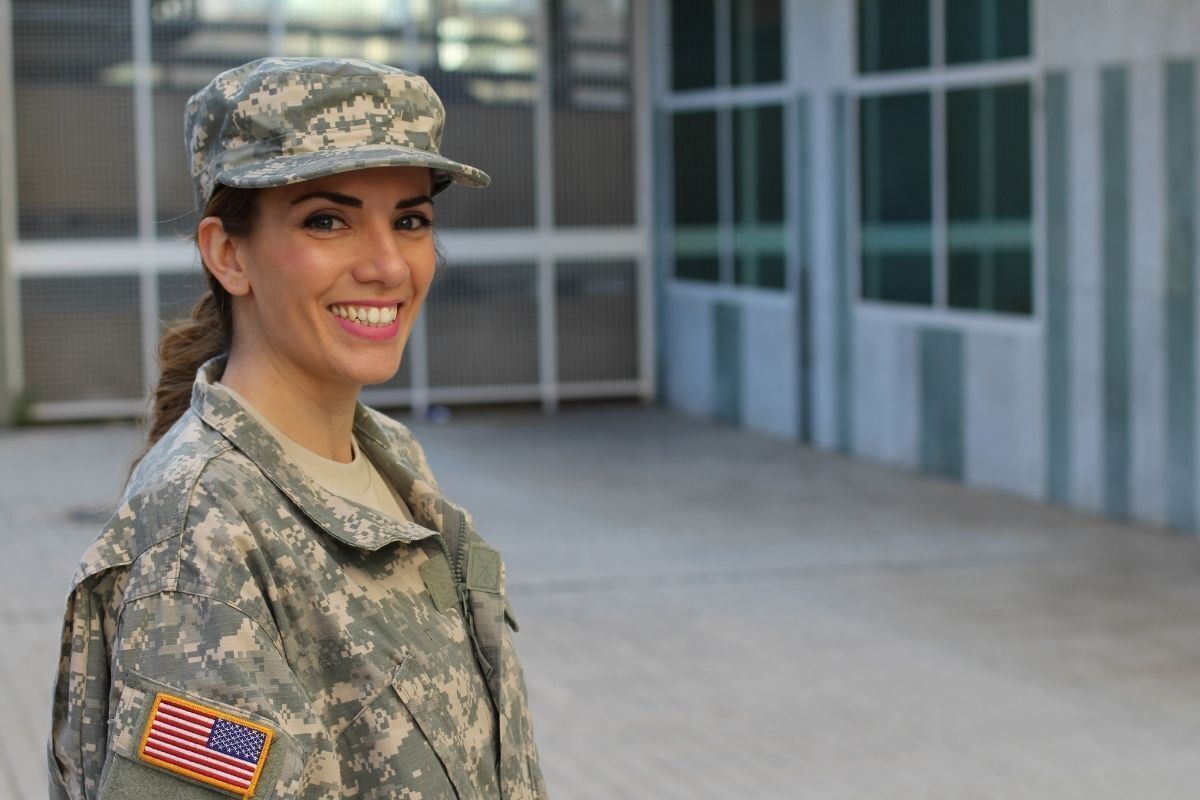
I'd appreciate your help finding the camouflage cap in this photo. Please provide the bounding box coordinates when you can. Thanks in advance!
[185,56,489,206]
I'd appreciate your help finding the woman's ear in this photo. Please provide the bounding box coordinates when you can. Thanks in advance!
[197,216,251,297]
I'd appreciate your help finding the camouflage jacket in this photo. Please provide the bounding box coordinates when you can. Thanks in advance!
[48,358,547,800]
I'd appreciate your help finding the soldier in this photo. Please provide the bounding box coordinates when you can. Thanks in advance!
[47,57,548,800]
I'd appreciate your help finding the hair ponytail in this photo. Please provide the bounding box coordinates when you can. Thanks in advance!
[136,186,258,464]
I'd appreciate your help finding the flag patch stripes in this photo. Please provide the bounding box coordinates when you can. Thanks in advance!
[138,692,274,798]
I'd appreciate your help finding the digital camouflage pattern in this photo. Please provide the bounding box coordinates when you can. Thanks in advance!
[48,358,546,800]
[185,57,490,205]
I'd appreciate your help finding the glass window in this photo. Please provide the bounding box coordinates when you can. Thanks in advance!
[946,0,1030,65]
[556,260,639,382]
[858,0,930,74]
[418,9,539,229]
[14,0,138,239]
[731,0,783,86]
[21,275,144,402]
[551,0,635,226]
[859,92,933,304]
[426,263,539,387]
[946,84,1032,313]
[672,110,720,282]
[670,0,716,90]
[734,105,785,288]
[151,3,272,238]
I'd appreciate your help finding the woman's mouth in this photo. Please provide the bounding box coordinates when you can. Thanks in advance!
[328,303,400,328]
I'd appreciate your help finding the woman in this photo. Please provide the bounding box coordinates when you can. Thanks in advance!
[47,57,547,800]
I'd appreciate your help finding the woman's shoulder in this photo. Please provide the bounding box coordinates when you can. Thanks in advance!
[73,409,271,604]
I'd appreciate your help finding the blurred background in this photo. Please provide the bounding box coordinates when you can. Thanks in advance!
[4,1,1200,798]
[3,0,1200,532]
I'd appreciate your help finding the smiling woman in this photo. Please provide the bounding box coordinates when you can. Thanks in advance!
[47,58,547,800]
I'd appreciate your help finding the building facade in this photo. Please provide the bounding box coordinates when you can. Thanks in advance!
[658,0,1200,533]
[3,0,1200,534]
[0,0,652,420]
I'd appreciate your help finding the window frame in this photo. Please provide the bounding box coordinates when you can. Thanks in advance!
[659,0,797,294]
[850,0,1041,326]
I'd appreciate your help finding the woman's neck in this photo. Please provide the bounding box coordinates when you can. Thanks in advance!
[219,354,359,463]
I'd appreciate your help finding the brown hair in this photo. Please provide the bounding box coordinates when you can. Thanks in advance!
[139,186,259,459]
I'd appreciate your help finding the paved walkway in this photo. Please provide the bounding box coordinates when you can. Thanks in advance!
[3,405,1200,799]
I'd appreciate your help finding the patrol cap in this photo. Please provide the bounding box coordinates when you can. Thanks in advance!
[185,56,489,206]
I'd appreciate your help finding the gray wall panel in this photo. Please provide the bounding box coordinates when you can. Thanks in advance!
[665,293,717,418]
[966,331,1045,498]
[1101,66,1132,518]
[1166,60,1197,532]
[919,329,964,480]
[1129,61,1169,526]
[743,303,800,439]
[853,314,918,468]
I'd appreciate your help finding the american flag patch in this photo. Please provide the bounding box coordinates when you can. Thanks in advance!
[138,693,274,798]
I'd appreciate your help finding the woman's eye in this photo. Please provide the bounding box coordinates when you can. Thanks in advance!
[396,213,432,232]
[304,214,346,231]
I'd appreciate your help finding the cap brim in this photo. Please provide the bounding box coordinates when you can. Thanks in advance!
[215,143,490,196]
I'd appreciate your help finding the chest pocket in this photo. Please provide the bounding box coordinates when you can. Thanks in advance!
[335,650,489,800]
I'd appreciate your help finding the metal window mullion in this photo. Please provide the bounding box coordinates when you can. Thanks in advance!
[658,84,792,111]
[633,0,656,402]
[931,0,946,69]
[718,107,735,284]
[132,0,159,399]
[980,86,997,310]
[847,93,862,305]
[853,60,1036,96]
[268,0,286,55]
[1030,76,1046,324]
[862,97,880,296]
[932,86,948,308]
[534,0,558,412]
[0,0,22,409]
[409,312,430,417]
[713,0,734,285]
[402,0,422,71]
[785,95,802,294]
[931,0,948,307]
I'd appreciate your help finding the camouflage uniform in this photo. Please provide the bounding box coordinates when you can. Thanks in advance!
[48,358,547,799]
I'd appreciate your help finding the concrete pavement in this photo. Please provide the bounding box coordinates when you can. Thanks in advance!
[3,405,1200,798]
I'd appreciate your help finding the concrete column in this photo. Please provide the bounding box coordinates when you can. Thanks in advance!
[0,0,15,426]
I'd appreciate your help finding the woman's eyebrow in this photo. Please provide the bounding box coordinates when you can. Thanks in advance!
[396,195,433,209]
[290,190,361,207]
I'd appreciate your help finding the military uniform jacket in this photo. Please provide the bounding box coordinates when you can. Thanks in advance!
[47,359,547,800]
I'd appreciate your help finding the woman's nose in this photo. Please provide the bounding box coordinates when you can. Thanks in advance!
[355,223,411,285]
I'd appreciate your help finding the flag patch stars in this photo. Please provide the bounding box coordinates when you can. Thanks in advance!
[138,693,274,798]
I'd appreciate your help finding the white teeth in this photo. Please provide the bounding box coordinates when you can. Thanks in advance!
[329,304,399,327]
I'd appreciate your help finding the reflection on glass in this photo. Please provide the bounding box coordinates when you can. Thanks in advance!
[945,0,1030,65]
[859,92,932,304]
[858,0,930,74]
[552,0,634,226]
[946,84,1031,314]
[556,261,639,382]
[734,104,785,288]
[731,0,783,85]
[671,0,716,90]
[672,110,720,283]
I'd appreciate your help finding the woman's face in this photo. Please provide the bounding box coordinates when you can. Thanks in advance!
[227,166,436,392]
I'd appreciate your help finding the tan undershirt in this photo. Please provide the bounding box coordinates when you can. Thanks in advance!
[217,383,412,522]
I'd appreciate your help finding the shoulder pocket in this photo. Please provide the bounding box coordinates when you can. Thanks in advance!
[99,671,305,799]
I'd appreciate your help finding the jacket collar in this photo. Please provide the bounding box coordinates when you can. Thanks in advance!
[190,356,444,551]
